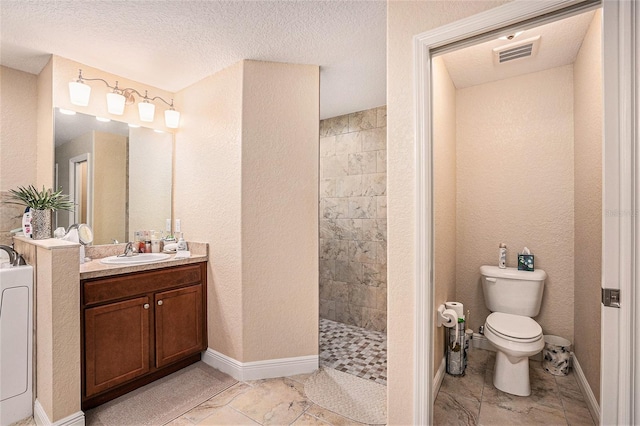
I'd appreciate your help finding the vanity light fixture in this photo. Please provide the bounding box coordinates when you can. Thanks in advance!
[68,69,181,129]
[59,108,76,115]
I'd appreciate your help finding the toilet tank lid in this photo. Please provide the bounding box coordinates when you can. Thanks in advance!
[480,265,547,281]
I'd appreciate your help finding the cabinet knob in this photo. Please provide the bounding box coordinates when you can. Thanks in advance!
[157,300,163,306]
[143,303,150,309]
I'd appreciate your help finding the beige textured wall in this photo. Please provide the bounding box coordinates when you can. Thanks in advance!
[174,61,245,360]
[37,59,54,188]
[93,131,127,244]
[387,2,510,423]
[573,9,602,403]
[432,56,457,372]
[0,66,38,244]
[456,66,575,341]
[12,238,81,422]
[319,106,387,333]
[0,66,38,189]
[175,60,319,363]
[241,60,319,361]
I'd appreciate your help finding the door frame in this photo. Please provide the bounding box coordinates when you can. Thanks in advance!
[68,153,92,228]
[601,0,639,424]
[412,0,637,424]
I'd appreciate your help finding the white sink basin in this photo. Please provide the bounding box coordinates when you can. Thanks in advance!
[100,253,171,265]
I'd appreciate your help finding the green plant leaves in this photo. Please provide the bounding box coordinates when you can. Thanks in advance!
[7,185,75,212]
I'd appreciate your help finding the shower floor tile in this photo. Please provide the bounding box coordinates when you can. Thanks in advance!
[319,318,387,385]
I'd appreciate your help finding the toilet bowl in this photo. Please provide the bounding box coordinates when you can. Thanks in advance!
[484,312,544,396]
[479,265,547,397]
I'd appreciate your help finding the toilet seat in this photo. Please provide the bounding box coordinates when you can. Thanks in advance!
[485,312,542,343]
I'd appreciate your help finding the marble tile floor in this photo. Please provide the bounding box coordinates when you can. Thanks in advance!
[434,348,596,425]
[319,318,387,385]
[13,373,375,426]
[15,319,388,426]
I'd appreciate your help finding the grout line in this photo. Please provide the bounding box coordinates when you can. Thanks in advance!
[226,404,261,425]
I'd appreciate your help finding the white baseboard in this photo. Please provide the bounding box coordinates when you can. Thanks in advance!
[571,353,600,424]
[34,400,84,426]
[202,348,319,382]
[433,355,446,401]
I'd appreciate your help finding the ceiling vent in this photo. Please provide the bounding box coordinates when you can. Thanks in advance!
[493,36,541,64]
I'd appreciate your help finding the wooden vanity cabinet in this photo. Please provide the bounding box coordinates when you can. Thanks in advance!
[81,262,207,410]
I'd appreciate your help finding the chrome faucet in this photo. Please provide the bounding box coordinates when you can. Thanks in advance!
[118,242,138,257]
[0,245,27,266]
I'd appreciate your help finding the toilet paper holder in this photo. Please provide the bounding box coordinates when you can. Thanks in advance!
[437,304,458,328]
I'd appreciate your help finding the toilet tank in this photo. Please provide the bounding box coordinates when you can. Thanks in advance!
[480,265,547,317]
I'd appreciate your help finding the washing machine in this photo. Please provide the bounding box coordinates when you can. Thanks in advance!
[1,265,33,426]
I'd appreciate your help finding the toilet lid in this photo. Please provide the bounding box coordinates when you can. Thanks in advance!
[486,312,542,340]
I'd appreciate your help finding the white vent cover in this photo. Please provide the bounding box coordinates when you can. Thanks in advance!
[493,36,541,64]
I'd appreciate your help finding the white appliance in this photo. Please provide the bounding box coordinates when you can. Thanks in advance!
[480,265,546,396]
[1,265,33,426]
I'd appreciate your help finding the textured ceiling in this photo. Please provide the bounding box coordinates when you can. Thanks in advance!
[441,10,595,89]
[0,1,386,119]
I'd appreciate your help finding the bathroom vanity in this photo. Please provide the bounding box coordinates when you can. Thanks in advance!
[80,257,207,410]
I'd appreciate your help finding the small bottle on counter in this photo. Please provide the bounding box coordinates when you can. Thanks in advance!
[144,236,151,253]
[134,231,145,253]
[151,238,161,253]
[176,233,187,251]
[498,243,507,269]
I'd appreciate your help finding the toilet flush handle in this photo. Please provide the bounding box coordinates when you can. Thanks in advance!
[486,277,497,283]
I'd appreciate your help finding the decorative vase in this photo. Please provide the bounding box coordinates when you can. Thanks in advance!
[31,209,52,240]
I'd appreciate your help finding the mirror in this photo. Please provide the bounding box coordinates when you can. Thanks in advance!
[54,109,173,245]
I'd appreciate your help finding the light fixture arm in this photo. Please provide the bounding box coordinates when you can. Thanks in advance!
[150,96,175,109]
[75,69,118,92]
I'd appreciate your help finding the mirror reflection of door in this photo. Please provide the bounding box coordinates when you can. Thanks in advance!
[74,160,88,224]
[68,153,91,231]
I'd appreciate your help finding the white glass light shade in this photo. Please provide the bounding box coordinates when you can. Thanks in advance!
[164,109,180,128]
[106,92,126,115]
[69,81,91,106]
[138,101,155,122]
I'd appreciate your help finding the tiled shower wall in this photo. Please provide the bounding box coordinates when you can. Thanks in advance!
[319,106,387,333]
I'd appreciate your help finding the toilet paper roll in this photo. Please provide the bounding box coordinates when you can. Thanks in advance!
[445,301,464,319]
[441,309,458,328]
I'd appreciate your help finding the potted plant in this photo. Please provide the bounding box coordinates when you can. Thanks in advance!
[7,185,74,239]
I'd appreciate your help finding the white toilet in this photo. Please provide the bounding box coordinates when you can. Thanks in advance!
[480,265,547,396]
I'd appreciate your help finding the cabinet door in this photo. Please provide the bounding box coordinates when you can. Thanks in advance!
[155,284,203,368]
[84,296,150,397]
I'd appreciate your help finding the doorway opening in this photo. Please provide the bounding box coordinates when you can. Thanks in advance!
[409,0,638,423]
[318,107,388,384]
[430,7,601,424]
[315,108,388,423]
